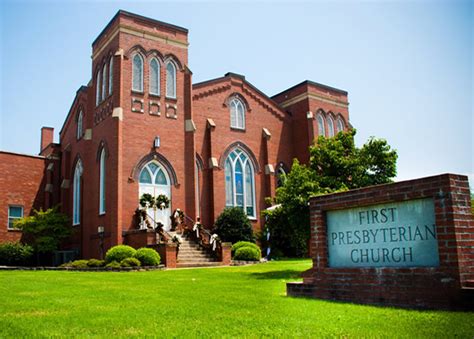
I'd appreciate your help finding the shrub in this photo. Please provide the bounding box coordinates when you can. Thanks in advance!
[120,257,141,267]
[231,241,261,256]
[134,248,160,266]
[234,247,261,261]
[69,260,89,269]
[105,245,136,263]
[87,259,105,267]
[213,207,254,244]
[105,261,121,269]
[0,242,33,266]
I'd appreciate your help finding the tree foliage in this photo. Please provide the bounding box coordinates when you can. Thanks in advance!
[213,207,254,243]
[14,207,71,254]
[265,129,398,257]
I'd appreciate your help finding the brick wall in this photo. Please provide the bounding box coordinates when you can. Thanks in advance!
[287,173,474,309]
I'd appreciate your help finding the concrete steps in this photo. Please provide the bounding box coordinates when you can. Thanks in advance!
[174,233,218,268]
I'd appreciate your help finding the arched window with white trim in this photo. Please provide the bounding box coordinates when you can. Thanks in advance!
[224,148,256,218]
[132,54,144,92]
[76,110,83,140]
[73,159,83,225]
[336,117,345,133]
[230,97,245,129]
[166,61,176,98]
[96,70,101,105]
[108,57,113,96]
[150,58,160,95]
[99,148,106,215]
[276,165,287,188]
[102,64,107,100]
[327,116,335,137]
[317,113,326,137]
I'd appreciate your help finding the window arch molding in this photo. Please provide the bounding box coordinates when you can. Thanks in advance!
[219,141,260,173]
[131,151,178,186]
[223,93,251,112]
[131,52,145,92]
[316,109,326,137]
[72,156,84,226]
[336,114,346,133]
[165,59,177,98]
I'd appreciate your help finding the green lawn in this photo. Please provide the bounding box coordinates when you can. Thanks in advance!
[0,260,473,337]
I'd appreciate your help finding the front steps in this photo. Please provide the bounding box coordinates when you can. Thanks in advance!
[171,233,222,268]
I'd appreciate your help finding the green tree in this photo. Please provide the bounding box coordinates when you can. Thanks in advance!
[14,207,71,254]
[265,129,398,257]
[213,207,254,243]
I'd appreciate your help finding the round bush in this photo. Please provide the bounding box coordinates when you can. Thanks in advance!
[87,259,105,267]
[69,260,89,269]
[105,245,136,263]
[0,242,33,266]
[105,260,121,269]
[213,207,254,244]
[120,257,141,267]
[234,247,261,261]
[231,241,261,256]
[134,248,160,266]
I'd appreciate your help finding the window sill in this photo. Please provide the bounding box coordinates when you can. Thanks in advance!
[131,90,144,95]
[149,93,160,98]
[7,228,21,232]
[230,127,246,132]
[165,96,177,102]
[99,212,106,216]
[72,223,80,227]
[248,217,257,221]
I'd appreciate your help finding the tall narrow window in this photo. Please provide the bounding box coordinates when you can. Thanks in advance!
[336,117,345,133]
[230,97,245,129]
[132,54,144,92]
[150,58,160,95]
[276,166,287,188]
[76,110,83,140]
[96,70,101,105]
[99,149,106,215]
[317,114,326,137]
[108,57,113,96]
[73,159,83,225]
[327,116,335,137]
[166,61,176,98]
[195,160,201,218]
[8,206,23,229]
[102,64,107,100]
[224,148,256,218]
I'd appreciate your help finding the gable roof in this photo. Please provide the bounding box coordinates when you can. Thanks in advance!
[59,86,88,136]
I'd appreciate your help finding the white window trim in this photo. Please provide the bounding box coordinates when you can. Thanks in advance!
[230,97,246,130]
[96,70,101,106]
[99,149,106,215]
[7,205,23,230]
[132,53,144,93]
[337,118,345,133]
[327,116,335,137]
[76,111,83,140]
[165,60,177,99]
[317,114,326,137]
[149,57,161,96]
[102,64,107,102]
[225,148,256,218]
[108,57,113,96]
[73,160,83,226]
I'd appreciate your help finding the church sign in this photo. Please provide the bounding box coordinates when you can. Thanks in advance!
[327,198,439,268]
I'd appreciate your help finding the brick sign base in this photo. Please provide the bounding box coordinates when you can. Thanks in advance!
[287,174,474,310]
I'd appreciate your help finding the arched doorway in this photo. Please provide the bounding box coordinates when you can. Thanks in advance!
[138,161,172,231]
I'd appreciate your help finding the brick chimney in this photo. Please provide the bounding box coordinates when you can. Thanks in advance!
[40,127,54,153]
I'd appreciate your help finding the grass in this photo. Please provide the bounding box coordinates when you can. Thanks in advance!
[0,260,473,337]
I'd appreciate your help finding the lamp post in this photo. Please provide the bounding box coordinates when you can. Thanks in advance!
[98,226,105,260]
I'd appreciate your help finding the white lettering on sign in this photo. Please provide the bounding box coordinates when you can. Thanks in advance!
[326,198,439,268]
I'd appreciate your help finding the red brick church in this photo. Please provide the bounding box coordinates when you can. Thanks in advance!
[0,10,350,260]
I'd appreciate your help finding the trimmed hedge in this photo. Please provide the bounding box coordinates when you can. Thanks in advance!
[213,207,254,243]
[69,260,89,269]
[121,257,141,267]
[134,248,160,266]
[231,241,261,256]
[0,242,33,266]
[105,245,136,263]
[234,247,261,261]
[87,259,105,267]
[105,261,121,269]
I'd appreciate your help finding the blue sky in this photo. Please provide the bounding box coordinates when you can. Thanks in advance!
[0,0,472,187]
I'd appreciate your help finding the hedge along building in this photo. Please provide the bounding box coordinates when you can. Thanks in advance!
[0,10,350,259]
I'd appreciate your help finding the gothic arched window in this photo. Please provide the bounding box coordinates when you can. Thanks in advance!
[73,159,83,225]
[150,58,160,95]
[108,57,113,96]
[327,116,335,137]
[99,148,106,215]
[166,61,176,98]
[76,110,83,140]
[225,148,255,217]
[132,54,144,92]
[317,113,326,137]
[230,97,245,130]
[336,117,345,133]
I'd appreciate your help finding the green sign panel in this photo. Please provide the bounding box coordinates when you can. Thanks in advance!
[327,198,439,268]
